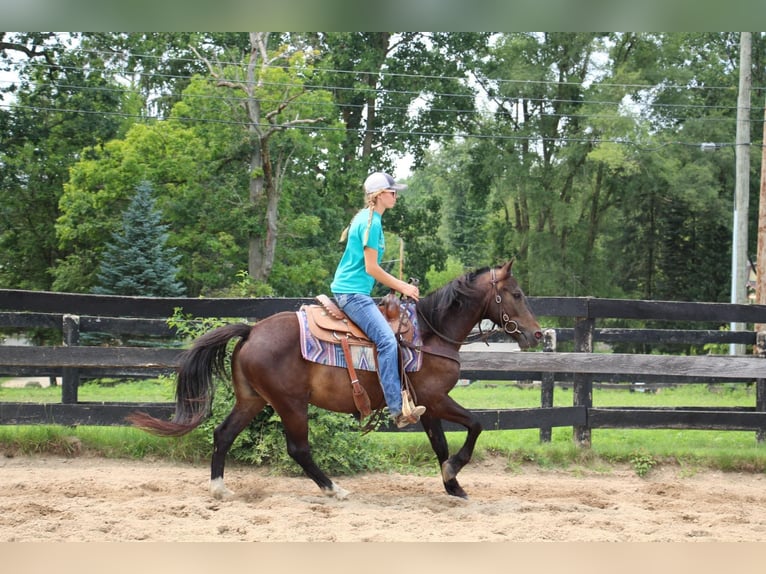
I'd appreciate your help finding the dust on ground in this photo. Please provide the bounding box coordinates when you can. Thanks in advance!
[2,454,766,542]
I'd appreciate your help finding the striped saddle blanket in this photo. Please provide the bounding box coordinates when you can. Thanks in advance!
[296,303,424,372]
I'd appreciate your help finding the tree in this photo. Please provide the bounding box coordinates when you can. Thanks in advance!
[452,33,613,294]
[92,181,185,297]
[606,33,744,303]
[53,116,217,294]
[0,34,126,290]
[193,32,339,284]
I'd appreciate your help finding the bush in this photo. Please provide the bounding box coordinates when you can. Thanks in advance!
[170,309,388,475]
[198,377,387,475]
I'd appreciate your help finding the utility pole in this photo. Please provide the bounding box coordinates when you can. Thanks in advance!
[731,32,751,354]
[756,88,766,331]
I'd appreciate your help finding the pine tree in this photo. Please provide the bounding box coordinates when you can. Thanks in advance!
[92,181,185,296]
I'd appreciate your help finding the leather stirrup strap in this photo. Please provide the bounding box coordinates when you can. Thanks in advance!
[340,337,372,418]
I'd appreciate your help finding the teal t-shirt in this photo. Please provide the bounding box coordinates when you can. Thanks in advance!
[331,208,385,295]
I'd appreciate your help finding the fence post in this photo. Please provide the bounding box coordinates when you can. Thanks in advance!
[573,313,594,447]
[61,314,80,404]
[756,331,766,443]
[539,328,557,443]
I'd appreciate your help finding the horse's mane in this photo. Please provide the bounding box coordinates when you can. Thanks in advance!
[416,267,490,334]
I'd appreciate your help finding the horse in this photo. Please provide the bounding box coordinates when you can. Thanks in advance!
[128,259,542,500]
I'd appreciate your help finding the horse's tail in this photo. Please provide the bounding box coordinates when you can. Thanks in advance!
[127,323,253,437]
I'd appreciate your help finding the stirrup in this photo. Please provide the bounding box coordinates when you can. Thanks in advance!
[395,411,424,428]
[401,390,414,417]
[401,389,425,418]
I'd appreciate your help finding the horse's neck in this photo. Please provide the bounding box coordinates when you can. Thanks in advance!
[420,296,486,348]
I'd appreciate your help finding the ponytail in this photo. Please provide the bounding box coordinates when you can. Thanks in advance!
[339,192,382,244]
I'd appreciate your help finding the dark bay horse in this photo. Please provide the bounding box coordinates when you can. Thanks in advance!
[128,260,542,499]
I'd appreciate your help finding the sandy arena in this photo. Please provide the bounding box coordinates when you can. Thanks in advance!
[2,453,766,543]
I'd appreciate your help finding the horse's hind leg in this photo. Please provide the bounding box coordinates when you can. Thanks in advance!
[279,407,350,499]
[209,395,266,500]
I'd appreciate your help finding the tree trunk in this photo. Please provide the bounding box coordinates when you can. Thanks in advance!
[361,33,391,159]
[245,32,276,283]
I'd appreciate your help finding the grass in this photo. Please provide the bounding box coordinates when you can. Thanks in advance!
[0,377,175,403]
[2,377,766,477]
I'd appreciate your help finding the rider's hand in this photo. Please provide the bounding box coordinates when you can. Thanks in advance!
[400,281,419,301]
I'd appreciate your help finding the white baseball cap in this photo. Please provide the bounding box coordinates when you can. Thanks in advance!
[363,172,408,194]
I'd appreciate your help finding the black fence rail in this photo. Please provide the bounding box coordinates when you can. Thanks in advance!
[1,289,766,444]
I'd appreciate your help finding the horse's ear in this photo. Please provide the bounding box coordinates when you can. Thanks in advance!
[501,258,515,276]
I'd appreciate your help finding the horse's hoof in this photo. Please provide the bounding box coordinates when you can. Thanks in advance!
[445,485,469,499]
[324,482,350,500]
[210,478,235,500]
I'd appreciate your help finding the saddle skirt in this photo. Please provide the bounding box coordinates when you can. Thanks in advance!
[296,294,423,373]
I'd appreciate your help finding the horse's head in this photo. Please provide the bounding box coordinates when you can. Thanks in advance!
[484,260,542,349]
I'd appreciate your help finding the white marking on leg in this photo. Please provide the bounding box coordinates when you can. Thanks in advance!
[324,482,350,499]
[441,460,456,482]
[210,477,235,500]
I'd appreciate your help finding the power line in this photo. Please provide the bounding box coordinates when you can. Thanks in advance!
[13,58,762,114]
[22,39,766,93]
[3,70,763,142]
[2,76,758,129]
[3,41,765,151]
[3,100,760,152]
[10,47,765,114]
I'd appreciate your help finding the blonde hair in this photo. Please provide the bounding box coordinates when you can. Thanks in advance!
[338,191,385,244]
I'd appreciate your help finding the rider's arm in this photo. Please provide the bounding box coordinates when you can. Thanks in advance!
[364,247,419,300]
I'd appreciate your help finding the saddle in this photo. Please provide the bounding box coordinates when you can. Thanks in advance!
[301,293,415,419]
[304,293,414,346]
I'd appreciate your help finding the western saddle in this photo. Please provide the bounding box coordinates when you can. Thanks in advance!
[301,293,416,419]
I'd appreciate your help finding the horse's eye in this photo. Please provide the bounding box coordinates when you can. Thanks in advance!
[512,291,522,300]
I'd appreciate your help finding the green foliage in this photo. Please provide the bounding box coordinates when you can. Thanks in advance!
[210,270,275,298]
[629,449,658,477]
[425,256,468,292]
[53,119,223,293]
[2,32,761,308]
[165,307,232,342]
[166,309,387,474]
[92,181,185,296]
[0,42,125,290]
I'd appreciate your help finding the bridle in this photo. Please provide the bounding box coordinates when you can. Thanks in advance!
[414,266,524,347]
[488,267,523,337]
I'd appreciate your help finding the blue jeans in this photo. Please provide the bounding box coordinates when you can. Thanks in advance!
[333,293,403,415]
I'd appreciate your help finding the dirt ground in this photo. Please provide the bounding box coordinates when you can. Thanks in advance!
[2,454,766,543]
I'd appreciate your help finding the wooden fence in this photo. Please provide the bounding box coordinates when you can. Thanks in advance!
[1,289,766,445]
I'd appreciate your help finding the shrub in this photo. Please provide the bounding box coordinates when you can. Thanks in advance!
[169,309,388,475]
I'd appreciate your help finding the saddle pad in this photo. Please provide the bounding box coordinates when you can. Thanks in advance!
[296,307,423,372]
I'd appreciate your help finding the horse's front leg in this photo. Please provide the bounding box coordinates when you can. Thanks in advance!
[420,396,482,499]
[419,416,467,498]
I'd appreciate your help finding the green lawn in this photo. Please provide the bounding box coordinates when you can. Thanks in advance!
[0,377,175,403]
[1,377,765,476]
[2,376,756,409]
